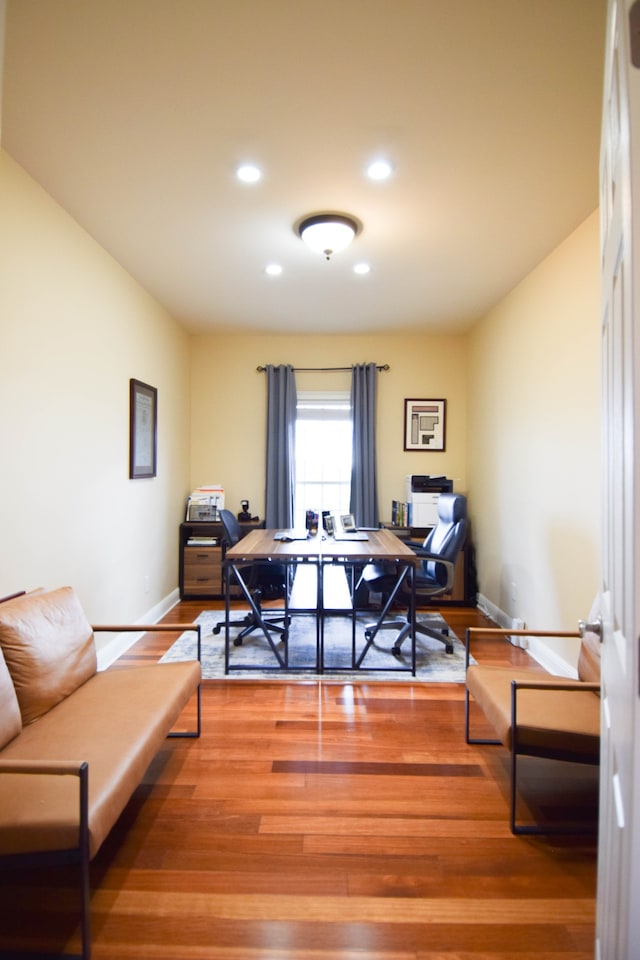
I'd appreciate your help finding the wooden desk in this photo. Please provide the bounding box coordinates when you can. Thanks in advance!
[223,528,416,674]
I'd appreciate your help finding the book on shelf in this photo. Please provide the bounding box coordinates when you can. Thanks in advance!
[391,500,410,526]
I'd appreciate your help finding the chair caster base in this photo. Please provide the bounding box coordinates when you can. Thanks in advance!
[392,645,402,658]
[233,637,243,647]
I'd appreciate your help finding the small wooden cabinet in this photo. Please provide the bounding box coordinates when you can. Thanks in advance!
[179,520,262,599]
[179,521,223,598]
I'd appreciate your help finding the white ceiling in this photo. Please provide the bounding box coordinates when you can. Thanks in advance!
[1,0,606,335]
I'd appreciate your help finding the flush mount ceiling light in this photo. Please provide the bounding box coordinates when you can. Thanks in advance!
[296,213,360,260]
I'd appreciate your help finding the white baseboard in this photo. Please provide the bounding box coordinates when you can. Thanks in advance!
[476,593,576,677]
[96,588,181,670]
[526,638,578,679]
[477,593,512,628]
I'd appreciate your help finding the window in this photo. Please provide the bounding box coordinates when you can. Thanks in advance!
[294,391,352,527]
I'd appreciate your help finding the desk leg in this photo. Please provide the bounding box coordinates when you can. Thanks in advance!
[226,561,287,669]
[351,563,358,668]
[409,562,416,676]
[355,563,411,669]
[224,570,231,673]
[317,560,324,673]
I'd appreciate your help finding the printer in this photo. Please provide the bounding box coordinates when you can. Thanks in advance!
[405,475,453,527]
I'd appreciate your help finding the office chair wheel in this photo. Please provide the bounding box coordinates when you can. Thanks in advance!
[281,630,288,643]
[213,623,222,635]
[233,636,243,647]
[391,644,402,658]
[364,629,373,641]
[445,641,454,654]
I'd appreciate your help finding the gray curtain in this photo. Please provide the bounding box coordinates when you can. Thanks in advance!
[350,362,379,527]
[265,364,297,528]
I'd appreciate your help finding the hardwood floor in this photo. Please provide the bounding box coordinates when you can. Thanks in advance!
[0,601,598,959]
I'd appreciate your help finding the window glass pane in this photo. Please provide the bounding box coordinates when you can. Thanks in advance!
[294,392,352,527]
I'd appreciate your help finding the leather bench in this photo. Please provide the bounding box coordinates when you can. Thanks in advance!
[0,586,201,959]
[464,625,600,834]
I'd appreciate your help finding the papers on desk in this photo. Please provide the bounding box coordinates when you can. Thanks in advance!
[273,529,310,541]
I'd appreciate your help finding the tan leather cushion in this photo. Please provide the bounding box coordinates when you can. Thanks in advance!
[0,661,201,857]
[0,587,97,725]
[467,664,600,757]
[0,647,21,748]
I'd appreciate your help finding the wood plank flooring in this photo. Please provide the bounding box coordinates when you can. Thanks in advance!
[0,601,598,959]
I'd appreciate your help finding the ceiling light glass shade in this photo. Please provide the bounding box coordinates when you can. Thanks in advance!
[297,214,359,259]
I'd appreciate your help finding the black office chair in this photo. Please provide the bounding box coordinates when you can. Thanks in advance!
[360,493,468,657]
[213,509,289,645]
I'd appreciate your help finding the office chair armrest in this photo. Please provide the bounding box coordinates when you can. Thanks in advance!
[411,547,450,561]
[414,556,456,592]
[404,539,426,552]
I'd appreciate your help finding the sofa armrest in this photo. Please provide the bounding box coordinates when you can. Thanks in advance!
[92,622,201,662]
[464,626,580,669]
[511,679,600,693]
[0,758,87,776]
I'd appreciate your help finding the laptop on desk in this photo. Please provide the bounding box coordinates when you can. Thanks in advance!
[273,529,310,541]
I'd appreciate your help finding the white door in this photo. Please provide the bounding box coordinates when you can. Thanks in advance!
[597,2,640,957]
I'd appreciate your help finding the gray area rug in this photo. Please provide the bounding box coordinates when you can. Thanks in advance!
[160,609,472,682]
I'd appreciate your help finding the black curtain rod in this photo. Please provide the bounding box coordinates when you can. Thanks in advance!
[256,364,390,373]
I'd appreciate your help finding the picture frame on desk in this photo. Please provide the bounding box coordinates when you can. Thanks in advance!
[129,378,157,478]
[404,398,446,451]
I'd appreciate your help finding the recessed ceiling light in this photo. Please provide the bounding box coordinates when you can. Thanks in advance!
[367,159,393,181]
[265,263,282,276]
[236,164,262,183]
[353,263,371,275]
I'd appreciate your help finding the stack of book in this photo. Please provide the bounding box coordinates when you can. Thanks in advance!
[391,500,412,526]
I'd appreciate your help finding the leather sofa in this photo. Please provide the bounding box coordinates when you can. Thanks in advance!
[0,586,201,959]
[464,625,600,835]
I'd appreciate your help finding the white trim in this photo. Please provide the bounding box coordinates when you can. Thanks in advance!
[96,588,180,669]
[477,592,511,628]
[526,636,578,679]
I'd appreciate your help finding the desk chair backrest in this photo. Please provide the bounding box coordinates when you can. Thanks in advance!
[219,509,242,547]
[421,493,468,586]
[219,509,286,601]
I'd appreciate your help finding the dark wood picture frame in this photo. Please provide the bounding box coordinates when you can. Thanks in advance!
[129,378,157,478]
[404,398,446,451]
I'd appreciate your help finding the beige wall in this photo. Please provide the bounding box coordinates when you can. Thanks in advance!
[0,140,601,661]
[189,332,469,521]
[0,150,191,632]
[468,211,601,657]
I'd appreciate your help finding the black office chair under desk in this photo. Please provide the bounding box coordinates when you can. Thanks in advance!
[360,493,468,657]
[213,509,290,645]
